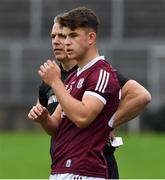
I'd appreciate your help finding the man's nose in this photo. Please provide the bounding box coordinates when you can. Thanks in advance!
[64,37,71,46]
[53,36,60,45]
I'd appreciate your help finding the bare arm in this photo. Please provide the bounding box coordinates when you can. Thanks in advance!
[110,80,151,128]
[51,80,104,128]
[38,60,104,128]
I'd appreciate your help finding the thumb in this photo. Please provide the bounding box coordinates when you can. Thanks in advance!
[43,107,48,113]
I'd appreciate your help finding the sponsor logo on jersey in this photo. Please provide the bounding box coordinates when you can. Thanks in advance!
[48,95,57,105]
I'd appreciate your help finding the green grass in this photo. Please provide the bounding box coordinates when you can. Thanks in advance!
[0,132,165,179]
[115,132,165,179]
[0,132,50,179]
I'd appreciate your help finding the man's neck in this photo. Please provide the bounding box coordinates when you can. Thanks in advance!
[78,49,99,69]
[61,60,77,71]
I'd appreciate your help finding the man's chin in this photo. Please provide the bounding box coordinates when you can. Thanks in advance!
[55,56,67,62]
[67,54,75,60]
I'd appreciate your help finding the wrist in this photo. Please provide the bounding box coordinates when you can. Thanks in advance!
[51,78,62,89]
[40,113,49,125]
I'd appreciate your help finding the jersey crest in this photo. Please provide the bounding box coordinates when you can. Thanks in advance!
[77,78,85,89]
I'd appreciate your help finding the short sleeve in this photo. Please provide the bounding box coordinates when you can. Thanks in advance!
[85,68,116,104]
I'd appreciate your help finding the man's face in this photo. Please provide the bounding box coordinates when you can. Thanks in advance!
[51,23,67,61]
[62,27,90,61]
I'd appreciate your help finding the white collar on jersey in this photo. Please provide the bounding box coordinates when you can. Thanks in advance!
[77,56,105,76]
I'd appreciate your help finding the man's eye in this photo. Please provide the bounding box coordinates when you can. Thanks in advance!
[71,34,77,38]
[51,35,56,38]
[59,35,66,39]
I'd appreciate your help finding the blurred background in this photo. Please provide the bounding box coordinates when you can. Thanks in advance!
[0,0,165,178]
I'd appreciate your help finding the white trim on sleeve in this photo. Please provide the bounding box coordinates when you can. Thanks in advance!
[119,89,121,100]
[84,91,107,104]
[108,113,115,128]
[95,69,110,93]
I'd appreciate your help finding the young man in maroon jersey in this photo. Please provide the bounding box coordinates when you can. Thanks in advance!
[39,7,120,179]
[28,8,151,179]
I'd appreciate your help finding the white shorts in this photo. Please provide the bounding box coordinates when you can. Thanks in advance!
[49,173,105,180]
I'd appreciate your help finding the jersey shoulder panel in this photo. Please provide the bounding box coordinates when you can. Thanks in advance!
[85,60,119,94]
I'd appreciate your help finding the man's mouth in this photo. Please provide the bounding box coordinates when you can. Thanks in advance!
[54,48,63,52]
[66,49,73,53]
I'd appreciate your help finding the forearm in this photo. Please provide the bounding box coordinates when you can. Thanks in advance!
[38,60,104,128]
[51,80,103,128]
[40,104,62,135]
[113,94,147,127]
[112,80,151,128]
[51,80,90,127]
[40,115,59,136]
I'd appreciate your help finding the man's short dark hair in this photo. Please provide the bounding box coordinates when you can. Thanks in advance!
[54,13,63,24]
[58,6,99,33]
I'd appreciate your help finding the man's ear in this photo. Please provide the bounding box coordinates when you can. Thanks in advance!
[88,32,96,45]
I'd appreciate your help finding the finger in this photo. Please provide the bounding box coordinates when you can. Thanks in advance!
[40,65,46,72]
[37,103,43,109]
[110,132,115,141]
[38,70,44,77]
[47,60,55,67]
[36,104,45,113]
[47,59,52,64]
[44,62,49,68]
[28,107,36,119]
[43,106,47,111]
[43,106,49,114]
[28,112,34,119]
[29,110,38,119]
[33,106,43,115]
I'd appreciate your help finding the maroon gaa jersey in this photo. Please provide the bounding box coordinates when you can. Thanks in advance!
[51,56,120,178]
